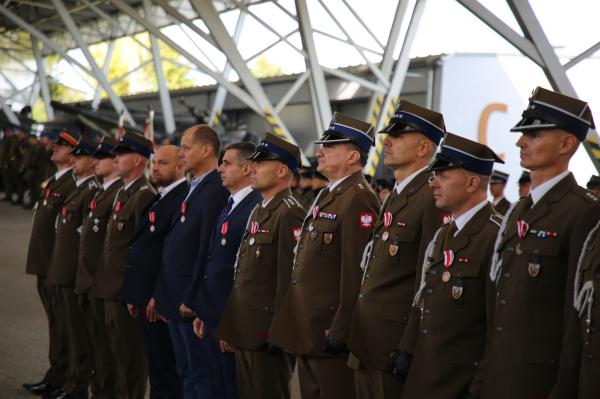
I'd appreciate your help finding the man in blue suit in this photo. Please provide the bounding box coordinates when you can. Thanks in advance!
[192,142,262,399]
[156,125,229,398]
[123,145,188,399]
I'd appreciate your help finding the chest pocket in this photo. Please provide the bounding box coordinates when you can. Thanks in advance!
[252,233,274,264]
[313,219,339,250]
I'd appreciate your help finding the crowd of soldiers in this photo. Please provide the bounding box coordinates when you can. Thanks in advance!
[8,85,600,399]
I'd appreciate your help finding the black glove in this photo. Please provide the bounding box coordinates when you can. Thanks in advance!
[388,351,412,381]
[323,335,348,355]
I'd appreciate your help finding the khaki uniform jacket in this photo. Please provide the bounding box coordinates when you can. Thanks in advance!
[481,173,598,399]
[269,171,380,356]
[294,187,315,210]
[493,197,511,216]
[347,171,445,371]
[74,179,124,295]
[46,176,99,286]
[217,188,305,350]
[400,203,501,398]
[89,176,157,300]
[26,170,76,276]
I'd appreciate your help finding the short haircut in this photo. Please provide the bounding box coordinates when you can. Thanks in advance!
[186,124,221,157]
[226,142,257,163]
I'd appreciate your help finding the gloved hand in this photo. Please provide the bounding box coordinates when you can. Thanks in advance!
[388,351,412,381]
[323,334,348,355]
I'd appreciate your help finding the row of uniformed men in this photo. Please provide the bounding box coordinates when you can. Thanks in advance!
[24,85,600,399]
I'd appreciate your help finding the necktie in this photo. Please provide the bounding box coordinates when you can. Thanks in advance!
[217,197,235,229]
[444,220,458,244]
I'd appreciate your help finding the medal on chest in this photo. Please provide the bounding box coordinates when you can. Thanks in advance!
[249,221,259,246]
[442,249,454,282]
[180,202,187,223]
[221,221,229,245]
[149,211,156,232]
[382,211,392,241]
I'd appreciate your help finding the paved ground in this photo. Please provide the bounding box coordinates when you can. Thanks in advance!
[0,200,300,398]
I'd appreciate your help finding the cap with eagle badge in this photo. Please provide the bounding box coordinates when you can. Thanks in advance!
[247,132,302,172]
[380,100,446,145]
[490,170,509,185]
[428,133,504,176]
[315,112,374,153]
[511,87,595,141]
[93,136,119,159]
[55,128,80,147]
[112,130,154,158]
[71,135,98,157]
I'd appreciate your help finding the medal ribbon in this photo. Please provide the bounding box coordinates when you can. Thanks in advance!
[251,221,259,235]
[517,220,529,239]
[221,221,229,237]
[384,211,392,229]
[443,249,454,272]
[149,211,156,224]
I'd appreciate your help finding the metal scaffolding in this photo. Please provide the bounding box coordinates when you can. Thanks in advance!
[0,0,598,171]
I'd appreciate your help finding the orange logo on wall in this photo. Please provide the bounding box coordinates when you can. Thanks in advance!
[478,103,507,161]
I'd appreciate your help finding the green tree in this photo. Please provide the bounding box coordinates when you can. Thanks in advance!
[250,55,283,78]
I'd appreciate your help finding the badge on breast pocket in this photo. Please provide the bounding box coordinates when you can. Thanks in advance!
[323,233,333,245]
[389,242,398,256]
[117,222,124,231]
[452,285,463,299]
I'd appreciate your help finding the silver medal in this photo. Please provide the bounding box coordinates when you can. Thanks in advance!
[92,225,99,233]
[150,225,155,232]
[180,215,186,223]
[308,223,314,231]
[249,237,255,246]
[221,237,227,246]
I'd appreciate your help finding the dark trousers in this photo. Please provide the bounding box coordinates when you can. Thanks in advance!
[37,276,67,388]
[353,365,404,399]
[54,286,93,398]
[235,348,295,399]
[104,300,148,399]
[80,295,117,398]
[298,355,357,399]
[168,319,214,399]
[205,333,237,399]
[139,316,182,399]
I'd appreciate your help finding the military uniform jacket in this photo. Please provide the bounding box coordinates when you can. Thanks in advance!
[481,173,598,399]
[75,179,124,295]
[122,179,189,308]
[26,169,76,276]
[347,171,445,371]
[217,189,304,350]
[493,197,511,216]
[269,171,380,356]
[399,203,500,399]
[46,176,99,286]
[89,176,157,301]
[294,187,315,210]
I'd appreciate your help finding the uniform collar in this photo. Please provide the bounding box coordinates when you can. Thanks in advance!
[530,170,570,206]
[103,177,121,191]
[54,167,72,181]
[453,200,489,235]
[492,195,505,206]
[394,166,428,194]
[75,174,94,187]
[124,175,142,191]
[327,173,352,191]
[230,185,253,211]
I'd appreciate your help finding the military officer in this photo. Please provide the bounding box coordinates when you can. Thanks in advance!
[269,112,380,399]
[217,134,304,399]
[394,133,504,398]
[23,129,78,396]
[74,136,122,399]
[294,167,316,209]
[89,131,157,399]
[489,170,511,215]
[586,175,600,196]
[480,87,599,399]
[45,135,99,399]
[517,170,531,198]
[346,100,447,399]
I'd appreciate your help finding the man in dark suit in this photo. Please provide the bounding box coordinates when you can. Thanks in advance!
[23,129,77,396]
[191,142,262,399]
[156,125,229,398]
[123,145,188,399]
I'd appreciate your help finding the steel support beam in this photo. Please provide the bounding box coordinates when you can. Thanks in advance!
[91,40,115,110]
[49,0,135,125]
[191,0,307,162]
[0,95,20,125]
[143,0,175,134]
[564,40,600,70]
[295,0,331,135]
[274,70,311,114]
[507,0,600,171]
[31,37,54,120]
[365,0,427,176]
[110,0,263,115]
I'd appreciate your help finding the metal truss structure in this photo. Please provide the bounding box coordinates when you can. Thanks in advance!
[0,0,599,172]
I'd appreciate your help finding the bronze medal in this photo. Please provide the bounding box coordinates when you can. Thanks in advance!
[323,233,333,245]
[528,262,540,277]
[515,242,524,256]
[389,244,398,256]
[117,222,124,231]
[452,285,463,299]
[382,231,389,242]
[442,270,451,282]
[249,237,255,246]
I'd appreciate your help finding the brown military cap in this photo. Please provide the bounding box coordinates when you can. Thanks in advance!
[248,132,301,171]
[380,100,446,145]
[428,132,504,176]
[511,86,595,140]
[93,136,119,159]
[112,130,154,158]
[55,128,80,147]
[315,112,374,152]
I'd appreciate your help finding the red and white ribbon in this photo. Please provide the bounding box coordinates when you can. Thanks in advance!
[312,206,319,220]
[443,249,454,268]
[384,211,393,229]
[251,221,259,235]
[517,220,529,240]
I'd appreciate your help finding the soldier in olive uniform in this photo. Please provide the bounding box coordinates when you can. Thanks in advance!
[346,101,447,399]
[89,131,157,399]
[74,136,122,398]
[269,113,380,399]
[481,88,599,399]
[25,133,47,209]
[218,133,305,399]
[517,170,531,199]
[46,135,100,399]
[394,133,504,399]
[489,170,511,216]
[294,167,316,209]
[23,130,78,396]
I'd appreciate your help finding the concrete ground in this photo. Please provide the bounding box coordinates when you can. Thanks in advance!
[0,200,300,398]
